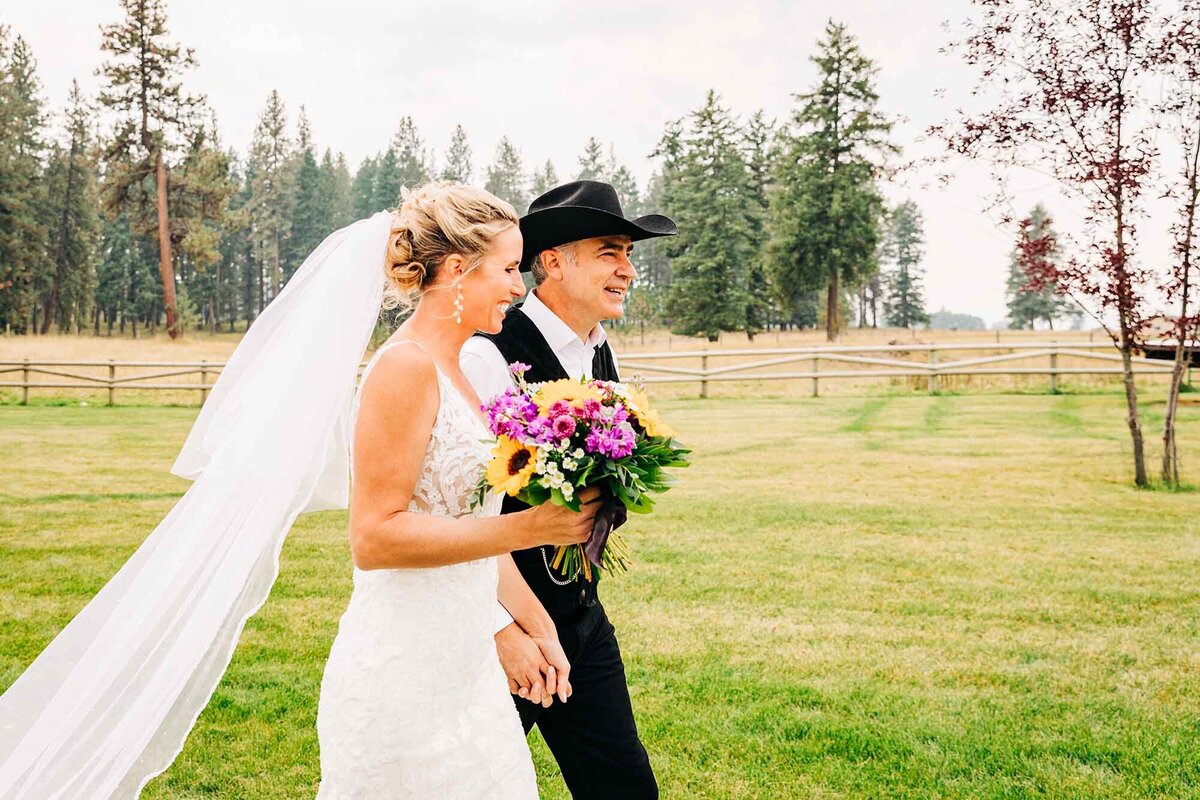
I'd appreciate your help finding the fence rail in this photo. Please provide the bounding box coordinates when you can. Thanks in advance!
[0,341,1183,405]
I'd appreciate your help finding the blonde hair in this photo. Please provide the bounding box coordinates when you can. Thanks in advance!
[383,182,519,309]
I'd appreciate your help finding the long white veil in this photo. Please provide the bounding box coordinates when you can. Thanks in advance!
[0,211,392,799]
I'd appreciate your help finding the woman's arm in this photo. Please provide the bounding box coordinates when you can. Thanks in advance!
[349,344,595,570]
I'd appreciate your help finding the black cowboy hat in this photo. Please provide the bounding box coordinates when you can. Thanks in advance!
[519,180,677,271]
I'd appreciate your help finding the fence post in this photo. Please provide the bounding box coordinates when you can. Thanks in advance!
[928,348,939,394]
[200,360,210,405]
[1049,341,1058,393]
[699,352,709,399]
[108,360,116,407]
[812,357,820,398]
[21,359,29,405]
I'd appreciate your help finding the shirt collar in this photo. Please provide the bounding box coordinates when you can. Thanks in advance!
[521,290,607,355]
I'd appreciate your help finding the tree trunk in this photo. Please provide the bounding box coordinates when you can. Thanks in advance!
[155,149,179,339]
[825,270,840,342]
[1119,344,1148,487]
[1162,344,1188,487]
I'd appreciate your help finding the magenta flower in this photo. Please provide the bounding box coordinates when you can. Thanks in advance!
[509,362,532,376]
[551,414,576,439]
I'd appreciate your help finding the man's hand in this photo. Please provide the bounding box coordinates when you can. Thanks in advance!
[495,622,556,707]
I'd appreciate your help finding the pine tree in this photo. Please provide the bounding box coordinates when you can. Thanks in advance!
[352,155,378,219]
[328,151,354,227]
[741,110,774,339]
[576,137,607,181]
[97,0,203,338]
[441,123,473,183]
[392,116,431,190]
[530,159,559,197]
[660,91,757,341]
[0,29,51,334]
[882,200,929,328]
[634,170,671,290]
[607,145,642,216]
[372,147,402,211]
[1006,203,1080,330]
[41,81,101,333]
[485,137,528,211]
[169,118,236,333]
[247,89,293,305]
[767,20,895,341]
[286,108,331,282]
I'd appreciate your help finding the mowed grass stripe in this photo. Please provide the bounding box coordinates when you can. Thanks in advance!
[1,396,1198,799]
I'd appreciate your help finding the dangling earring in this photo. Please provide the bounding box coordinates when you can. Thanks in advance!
[453,280,464,325]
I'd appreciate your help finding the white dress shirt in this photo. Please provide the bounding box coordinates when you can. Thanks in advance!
[460,289,619,402]
[460,290,619,633]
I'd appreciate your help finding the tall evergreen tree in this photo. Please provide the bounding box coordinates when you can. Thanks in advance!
[41,81,100,333]
[634,170,672,290]
[767,20,895,341]
[98,0,202,337]
[882,200,929,328]
[484,137,528,211]
[441,123,473,183]
[659,91,758,341]
[576,137,607,181]
[391,116,431,190]
[372,147,402,211]
[327,150,354,227]
[530,159,559,198]
[286,108,331,281]
[742,110,775,339]
[607,145,642,217]
[247,89,293,305]
[1006,203,1080,330]
[0,29,50,333]
[352,155,378,219]
[169,118,235,333]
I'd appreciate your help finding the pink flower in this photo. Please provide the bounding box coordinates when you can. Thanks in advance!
[551,414,576,439]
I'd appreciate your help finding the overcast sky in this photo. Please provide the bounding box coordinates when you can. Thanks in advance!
[7,0,1173,326]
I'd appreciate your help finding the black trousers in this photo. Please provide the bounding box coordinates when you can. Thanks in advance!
[514,603,658,800]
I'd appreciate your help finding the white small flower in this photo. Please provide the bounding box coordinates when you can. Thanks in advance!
[573,448,584,459]
[562,458,577,471]
[561,484,574,500]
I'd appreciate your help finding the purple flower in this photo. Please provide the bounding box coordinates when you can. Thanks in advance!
[584,421,636,459]
[484,389,540,439]
[509,362,532,376]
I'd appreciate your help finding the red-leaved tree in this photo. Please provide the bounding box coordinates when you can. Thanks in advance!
[935,0,1161,486]
[1154,2,1200,487]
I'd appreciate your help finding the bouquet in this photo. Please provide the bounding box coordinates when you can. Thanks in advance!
[474,363,690,580]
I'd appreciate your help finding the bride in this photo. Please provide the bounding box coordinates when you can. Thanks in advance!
[0,183,597,799]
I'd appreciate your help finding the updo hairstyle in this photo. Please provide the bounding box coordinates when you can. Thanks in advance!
[383,182,519,310]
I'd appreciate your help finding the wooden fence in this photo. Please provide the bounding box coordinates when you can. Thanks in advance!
[0,341,1183,405]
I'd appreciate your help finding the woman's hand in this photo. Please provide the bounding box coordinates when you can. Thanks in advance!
[532,634,572,703]
[520,487,602,549]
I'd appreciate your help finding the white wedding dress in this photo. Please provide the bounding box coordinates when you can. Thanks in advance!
[315,341,538,799]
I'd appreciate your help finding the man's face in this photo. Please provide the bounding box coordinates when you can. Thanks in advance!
[553,235,637,324]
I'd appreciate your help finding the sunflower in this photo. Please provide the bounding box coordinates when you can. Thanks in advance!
[487,436,540,496]
[626,386,676,439]
[532,379,605,412]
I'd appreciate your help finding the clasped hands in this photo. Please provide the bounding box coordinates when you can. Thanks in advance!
[495,621,572,707]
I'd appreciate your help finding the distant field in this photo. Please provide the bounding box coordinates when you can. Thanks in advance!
[2,395,1198,798]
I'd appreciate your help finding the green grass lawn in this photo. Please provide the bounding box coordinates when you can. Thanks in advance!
[2,395,1199,799]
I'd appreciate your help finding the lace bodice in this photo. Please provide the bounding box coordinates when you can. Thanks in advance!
[352,341,502,520]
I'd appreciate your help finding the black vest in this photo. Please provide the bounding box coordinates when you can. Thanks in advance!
[478,305,619,620]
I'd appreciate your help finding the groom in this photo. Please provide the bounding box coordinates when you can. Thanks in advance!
[461,181,676,799]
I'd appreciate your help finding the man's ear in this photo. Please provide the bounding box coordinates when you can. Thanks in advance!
[541,249,565,281]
